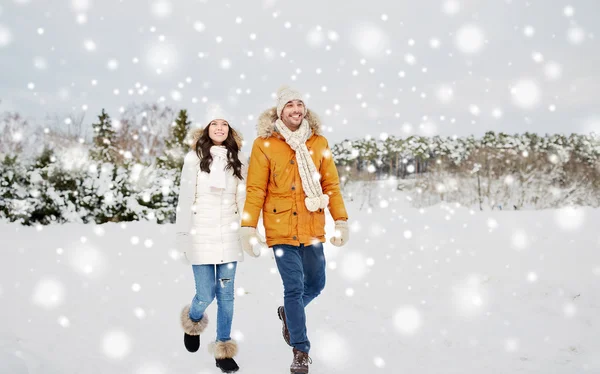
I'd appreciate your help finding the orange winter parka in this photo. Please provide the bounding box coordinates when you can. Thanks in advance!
[241,107,348,247]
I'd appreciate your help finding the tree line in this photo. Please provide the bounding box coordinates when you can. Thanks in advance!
[331,133,600,209]
[1,106,599,225]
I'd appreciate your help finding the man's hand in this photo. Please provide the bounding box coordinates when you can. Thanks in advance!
[329,220,349,247]
[239,226,266,257]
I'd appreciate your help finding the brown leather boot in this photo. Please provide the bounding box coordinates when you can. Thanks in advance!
[290,348,311,373]
[277,306,291,346]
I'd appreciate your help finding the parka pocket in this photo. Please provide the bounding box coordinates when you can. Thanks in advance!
[264,198,293,238]
[311,208,326,237]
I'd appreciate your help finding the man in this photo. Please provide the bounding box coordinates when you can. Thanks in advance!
[239,86,349,373]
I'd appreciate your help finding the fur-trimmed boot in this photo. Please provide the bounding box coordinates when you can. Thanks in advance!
[180,305,209,353]
[210,340,239,373]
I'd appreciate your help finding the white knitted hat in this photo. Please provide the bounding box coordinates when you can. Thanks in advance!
[205,103,229,123]
[276,85,307,119]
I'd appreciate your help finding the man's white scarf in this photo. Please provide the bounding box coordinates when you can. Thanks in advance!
[275,119,329,212]
[209,145,228,189]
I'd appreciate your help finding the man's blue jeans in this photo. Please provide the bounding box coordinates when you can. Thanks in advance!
[273,242,326,353]
[189,262,237,342]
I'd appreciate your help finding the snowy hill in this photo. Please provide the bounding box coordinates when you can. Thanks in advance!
[1,182,599,373]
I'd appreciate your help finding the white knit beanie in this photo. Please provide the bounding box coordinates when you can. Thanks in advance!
[276,85,307,119]
[205,103,229,122]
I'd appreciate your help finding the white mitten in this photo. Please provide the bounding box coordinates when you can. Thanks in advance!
[239,226,266,257]
[329,220,349,247]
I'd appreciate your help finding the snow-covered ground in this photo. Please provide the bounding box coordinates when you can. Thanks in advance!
[1,181,599,373]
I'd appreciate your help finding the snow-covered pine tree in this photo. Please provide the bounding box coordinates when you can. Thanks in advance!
[134,165,179,223]
[153,109,192,223]
[78,162,136,224]
[37,147,86,223]
[90,109,119,164]
[0,154,32,223]
[27,147,62,225]
[157,109,191,170]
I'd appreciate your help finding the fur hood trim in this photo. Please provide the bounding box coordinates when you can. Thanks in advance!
[256,107,322,139]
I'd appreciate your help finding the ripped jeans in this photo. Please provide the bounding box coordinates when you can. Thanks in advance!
[189,262,237,342]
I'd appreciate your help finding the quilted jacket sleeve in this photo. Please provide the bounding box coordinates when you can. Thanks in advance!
[236,153,249,216]
[241,138,270,228]
[319,138,348,221]
[175,151,198,235]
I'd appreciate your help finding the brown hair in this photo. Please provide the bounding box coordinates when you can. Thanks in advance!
[195,121,243,180]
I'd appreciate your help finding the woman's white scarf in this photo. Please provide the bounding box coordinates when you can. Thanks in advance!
[209,146,228,189]
[275,119,329,212]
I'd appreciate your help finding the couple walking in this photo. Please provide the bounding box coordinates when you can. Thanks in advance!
[175,86,350,373]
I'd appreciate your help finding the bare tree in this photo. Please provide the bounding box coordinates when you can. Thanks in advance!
[42,111,90,149]
[115,103,176,164]
[0,112,31,157]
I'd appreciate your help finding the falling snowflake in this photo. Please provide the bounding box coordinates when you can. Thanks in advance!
[71,0,91,12]
[307,27,325,47]
[107,59,119,70]
[193,21,206,32]
[231,330,244,341]
[527,272,538,282]
[33,56,48,69]
[567,26,585,45]
[351,23,390,58]
[393,306,422,335]
[563,6,575,17]
[0,24,13,48]
[523,25,535,37]
[340,252,368,282]
[452,274,488,317]
[102,330,132,359]
[504,338,519,352]
[134,307,147,319]
[373,356,386,368]
[69,245,107,278]
[544,61,562,80]
[436,85,454,103]
[404,53,416,65]
[313,331,350,369]
[511,230,529,250]
[442,0,461,15]
[32,278,66,309]
[146,43,178,73]
[510,79,541,109]
[58,315,71,327]
[455,24,485,54]
[151,0,172,18]
[554,206,585,231]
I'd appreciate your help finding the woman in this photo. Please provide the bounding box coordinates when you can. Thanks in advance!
[176,115,257,373]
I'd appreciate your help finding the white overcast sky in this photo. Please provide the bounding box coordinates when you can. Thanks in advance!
[0,0,599,144]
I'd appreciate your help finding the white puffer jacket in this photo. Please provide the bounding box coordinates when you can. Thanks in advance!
[175,149,247,265]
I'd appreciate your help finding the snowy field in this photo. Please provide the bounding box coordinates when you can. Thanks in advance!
[1,181,599,374]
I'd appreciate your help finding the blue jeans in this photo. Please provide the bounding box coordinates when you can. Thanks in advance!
[273,243,326,353]
[189,262,237,342]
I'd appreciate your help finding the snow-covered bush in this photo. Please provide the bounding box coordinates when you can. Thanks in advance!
[0,131,598,223]
[333,132,600,210]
